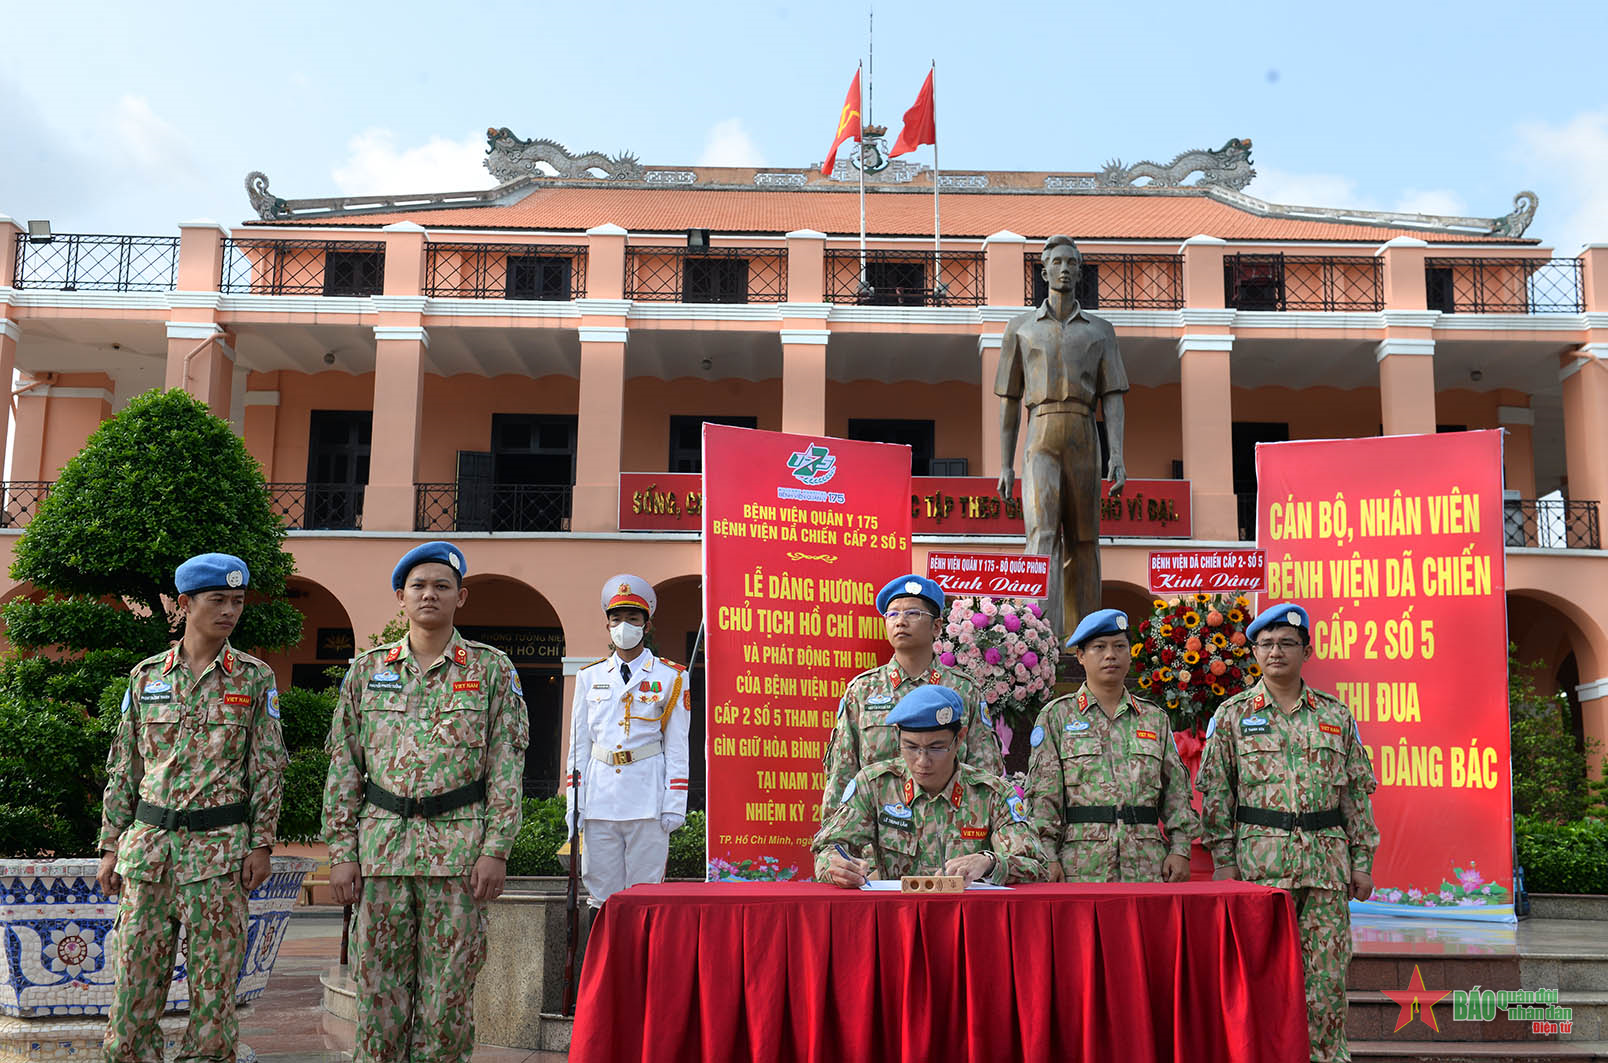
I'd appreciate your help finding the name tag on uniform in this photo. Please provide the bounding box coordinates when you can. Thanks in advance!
[368,671,404,693]
[223,693,252,706]
[1135,729,1158,742]
[1318,722,1343,736]
[1240,715,1271,736]
[960,825,987,839]
[878,803,914,832]
[453,680,481,693]
[140,681,173,704]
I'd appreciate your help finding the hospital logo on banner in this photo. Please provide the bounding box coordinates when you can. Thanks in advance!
[786,443,838,486]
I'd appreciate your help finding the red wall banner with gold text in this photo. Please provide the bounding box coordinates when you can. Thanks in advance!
[1256,431,1511,920]
[703,426,912,881]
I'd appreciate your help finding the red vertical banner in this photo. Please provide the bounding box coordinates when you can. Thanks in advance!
[1256,431,1512,920]
[703,426,912,880]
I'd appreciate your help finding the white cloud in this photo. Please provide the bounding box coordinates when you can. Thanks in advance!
[112,95,196,177]
[696,119,764,167]
[1391,189,1467,218]
[331,129,496,196]
[1245,168,1361,208]
[1516,109,1608,252]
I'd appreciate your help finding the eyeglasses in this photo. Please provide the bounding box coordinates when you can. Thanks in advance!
[884,609,937,622]
[898,741,956,760]
[1252,639,1304,652]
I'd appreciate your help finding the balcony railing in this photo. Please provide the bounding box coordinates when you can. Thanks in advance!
[1023,253,1184,309]
[1504,499,1600,549]
[1425,258,1583,314]
[220,239,386,296]
[12,234,180,292]
[416,483,573,532]
[1224,254,1383,311]
[0,482,52,527]
[267,483,366,531]
[624,246,787,303]
[425,242,588,300]
[824,249,985,306]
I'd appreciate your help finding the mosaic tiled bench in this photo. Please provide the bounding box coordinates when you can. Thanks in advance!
[0,856,314,1019]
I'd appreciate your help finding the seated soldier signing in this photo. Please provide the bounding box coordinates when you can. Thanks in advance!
[1024,608,1197,883]
[813,686,1047,887]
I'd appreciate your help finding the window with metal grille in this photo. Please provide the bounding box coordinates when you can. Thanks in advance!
[865,260,927,306]
[848,418,935,474]
[506,255,573,300]
[1426,266,1455,313]
[1227,257,1284,311]
[669,415,759,472]
[322,250,384,297]
[683,257,750,303]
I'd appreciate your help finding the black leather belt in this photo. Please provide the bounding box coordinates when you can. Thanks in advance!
[1237,806,1343,831]
[1064,804,1160,826]
[364,778,486,819]
[135,798,250,832]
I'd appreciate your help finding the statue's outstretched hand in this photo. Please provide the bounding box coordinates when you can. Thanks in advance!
[997,466,1015,501]
[1106,458,1126,496]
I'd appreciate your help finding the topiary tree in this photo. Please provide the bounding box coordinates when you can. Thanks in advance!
[0,388,304,855]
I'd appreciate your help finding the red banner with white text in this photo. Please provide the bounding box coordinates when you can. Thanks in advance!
[1256,431,1511,919]
[702,427,911,881]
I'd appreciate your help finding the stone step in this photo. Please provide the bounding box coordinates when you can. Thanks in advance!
[1352,954,1608,992]
[1350,1040,1608,1062]
[1348,990,1608,1042]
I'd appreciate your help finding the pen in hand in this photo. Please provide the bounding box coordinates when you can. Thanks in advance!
[833,843,868,888]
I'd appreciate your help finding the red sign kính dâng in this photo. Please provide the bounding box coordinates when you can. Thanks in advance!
[1148,549,1267,594]
[927,552,1051,598]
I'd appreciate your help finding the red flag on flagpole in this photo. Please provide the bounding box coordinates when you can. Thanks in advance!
[821,69,863,176]
[890,69,935,157]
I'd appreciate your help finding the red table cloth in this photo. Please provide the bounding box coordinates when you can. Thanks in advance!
[571,881,1307,1063]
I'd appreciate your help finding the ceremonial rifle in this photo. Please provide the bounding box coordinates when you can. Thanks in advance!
[561,764,581,1015]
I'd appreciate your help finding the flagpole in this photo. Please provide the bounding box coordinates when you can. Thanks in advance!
[858,58,867,291]
[930,61,940,262]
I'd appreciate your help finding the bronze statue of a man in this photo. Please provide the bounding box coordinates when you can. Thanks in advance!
[996,236,1128,638]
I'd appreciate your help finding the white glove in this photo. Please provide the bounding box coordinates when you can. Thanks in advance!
[660,813,685,834]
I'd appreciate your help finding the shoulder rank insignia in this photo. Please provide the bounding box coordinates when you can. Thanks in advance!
[902,778,916,805]
[950,779,963,810]
[1077,691,1089,711]
[453,645,469,667]
[929,669,941,684]
[221,648,236,675]
[888,666,903,685]
[384,645,403,664]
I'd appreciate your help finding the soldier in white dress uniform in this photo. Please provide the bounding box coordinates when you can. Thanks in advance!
[565,574,693,906]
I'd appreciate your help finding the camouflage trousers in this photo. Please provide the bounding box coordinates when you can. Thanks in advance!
[353,874,486,1063]
[103,871,247,1063]
[1292,886,1352,1063]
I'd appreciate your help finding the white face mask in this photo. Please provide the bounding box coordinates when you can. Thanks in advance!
[610,621,645,651]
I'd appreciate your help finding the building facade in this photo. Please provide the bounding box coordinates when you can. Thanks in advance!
[3,138,1605,801]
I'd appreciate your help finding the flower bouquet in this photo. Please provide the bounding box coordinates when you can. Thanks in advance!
[933,596,1060,750]
[1135,593,1257,737]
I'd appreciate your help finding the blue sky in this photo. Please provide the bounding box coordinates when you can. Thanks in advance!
[3,0,1607,249]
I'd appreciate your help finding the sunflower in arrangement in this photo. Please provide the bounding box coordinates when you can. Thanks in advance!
[1134,594,1257,735]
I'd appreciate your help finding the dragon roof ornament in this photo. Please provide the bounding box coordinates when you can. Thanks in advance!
[484,128,645,182]
[1097,138,1257,191]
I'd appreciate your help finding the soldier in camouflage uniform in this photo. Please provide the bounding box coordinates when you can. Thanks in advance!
[323,541,529,1063]
[1026,609,1196,882]
[821,574,1002,820]
[814,686,1046,885]
[1197,603,1378,1063]
[97,552,287,1063]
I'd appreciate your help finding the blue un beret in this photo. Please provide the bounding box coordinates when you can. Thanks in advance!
[175,553,250,595]
[875,574,945,616]
[1066,608,1130,649]
[1246,602,1311,641]
[887,685,966,732]
[392,541,467,591]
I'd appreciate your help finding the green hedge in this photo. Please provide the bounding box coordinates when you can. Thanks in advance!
[1516,814,1608,894]
[506,796,707,879]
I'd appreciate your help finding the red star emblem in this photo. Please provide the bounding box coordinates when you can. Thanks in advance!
[1381,964,1449,1031]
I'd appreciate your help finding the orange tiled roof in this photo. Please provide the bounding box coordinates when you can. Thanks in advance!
[253,185,1528,244]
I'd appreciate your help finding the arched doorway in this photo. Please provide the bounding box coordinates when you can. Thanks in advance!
[653,575,704,810]
[458,574,567,797]
[1508,590,1604,751]
[267,577,357,692]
